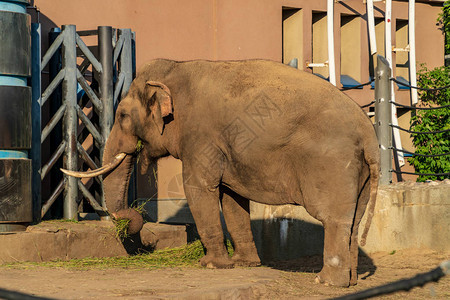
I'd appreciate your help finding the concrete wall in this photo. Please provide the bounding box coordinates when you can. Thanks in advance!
[250,181,450,262]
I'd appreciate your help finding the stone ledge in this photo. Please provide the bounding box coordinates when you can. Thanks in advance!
[0,221,187,264]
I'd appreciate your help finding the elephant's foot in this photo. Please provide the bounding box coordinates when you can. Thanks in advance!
[200,253,234,269]
[315,266,350,287]
[231,252,261,267]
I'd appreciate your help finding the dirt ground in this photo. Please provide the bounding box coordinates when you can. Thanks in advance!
[0,249,448,299]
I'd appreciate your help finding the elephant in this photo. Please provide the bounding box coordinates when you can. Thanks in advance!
[62,59,380,287]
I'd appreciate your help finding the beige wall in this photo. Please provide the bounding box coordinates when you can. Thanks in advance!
[33,0,281,64]
[30,0,445,202]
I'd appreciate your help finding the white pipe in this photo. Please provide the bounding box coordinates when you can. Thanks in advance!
[392,45,410,52]
[367,0,377,55]
[409,0,418,105]
[385,0,405,166]
[385,0,393,68]
[307,62,328,68]
[327,0,336,86]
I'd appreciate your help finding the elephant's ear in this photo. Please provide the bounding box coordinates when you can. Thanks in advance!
[145,81,173,134]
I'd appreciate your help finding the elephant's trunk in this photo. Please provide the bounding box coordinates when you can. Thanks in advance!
[102,136,143,235]
[60,113,144,235]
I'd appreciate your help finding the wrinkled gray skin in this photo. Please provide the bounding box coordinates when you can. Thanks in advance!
[102,59,380,287]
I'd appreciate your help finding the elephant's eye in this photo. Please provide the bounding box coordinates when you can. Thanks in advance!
[119,112,129,120]
[118,111,132,130]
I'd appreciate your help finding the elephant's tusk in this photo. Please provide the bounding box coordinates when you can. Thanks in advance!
[60,153,127,178]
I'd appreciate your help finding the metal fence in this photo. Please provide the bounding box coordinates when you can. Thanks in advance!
[30,24,135,222]
[373,55,450,184]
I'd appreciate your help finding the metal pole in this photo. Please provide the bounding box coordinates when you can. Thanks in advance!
[98,26,114,212]
[119,29,133,97]
[375,55,392,185]
[49,27,63,219]
[61,25,79,219]
[31,23,42,223]
[131,31,136,79]
[287,58,298,69]
[98,26,114,144]
[117,29,137,203]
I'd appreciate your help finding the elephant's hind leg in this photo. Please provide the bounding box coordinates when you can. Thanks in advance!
[301,156,362,287]
[304,178,359,287]
[221,188,261,267]
[315,219,353,287]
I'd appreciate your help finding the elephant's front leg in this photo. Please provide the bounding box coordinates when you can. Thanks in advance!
[183,163,233,269]
[221,188,261,267]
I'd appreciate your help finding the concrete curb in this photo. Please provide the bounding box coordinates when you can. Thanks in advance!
[0,221,187,264]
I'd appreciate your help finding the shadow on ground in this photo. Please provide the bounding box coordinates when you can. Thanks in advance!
[251,218,376,279]
[123,204,377,280]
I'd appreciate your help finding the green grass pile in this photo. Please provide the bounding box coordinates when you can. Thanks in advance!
[112,217,131,240]
[0,238,237,271]
[1,240,207,270]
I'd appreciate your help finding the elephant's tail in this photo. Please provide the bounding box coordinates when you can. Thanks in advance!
[360,143,380,247]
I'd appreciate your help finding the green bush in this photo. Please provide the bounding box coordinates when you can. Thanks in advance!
[438,1,450,55]
[408,65,450,181]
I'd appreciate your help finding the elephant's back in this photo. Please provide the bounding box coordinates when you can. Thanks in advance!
[177,59,355,112]
[143,59,372,140]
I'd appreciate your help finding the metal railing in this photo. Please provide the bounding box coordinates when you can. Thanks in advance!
[373,55,450,184]
[30,24,135,222]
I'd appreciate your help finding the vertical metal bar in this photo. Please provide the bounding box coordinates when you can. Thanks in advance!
[131,31,136,79]
[130,30,138,203]
[98,26,114,212]
[49,27,64,219]
[118,29,137,205]
[287,58,298,69]
[375,55,392,185]
[119,29,133,97]
[31,23,42,223]
[61,25,79,219]
[98,26,114,144]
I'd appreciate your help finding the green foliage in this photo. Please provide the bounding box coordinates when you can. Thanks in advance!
[44,219,79,224]
[408,65,450,182]
[112,200,151,240]
[136,139,144,152]
[131,199,149,215]
[112,217,131,240]
[438,1,450,55]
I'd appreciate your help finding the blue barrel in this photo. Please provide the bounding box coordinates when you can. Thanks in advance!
[0,0,32,232]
